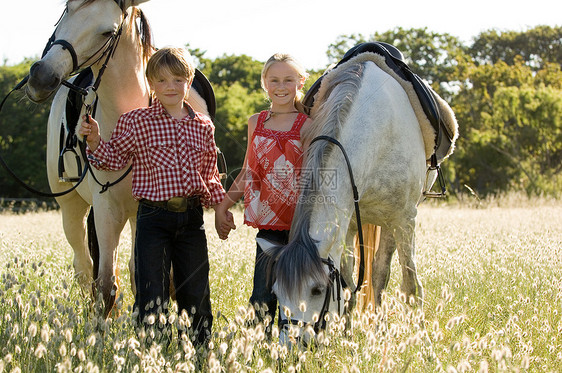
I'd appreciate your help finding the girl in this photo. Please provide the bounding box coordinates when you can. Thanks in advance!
[215,53,311,326]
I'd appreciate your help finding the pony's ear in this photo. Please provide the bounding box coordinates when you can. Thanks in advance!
[256,237,281,256]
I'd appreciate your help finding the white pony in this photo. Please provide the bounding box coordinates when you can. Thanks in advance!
[268,53,457,338]
[24,0,209,316]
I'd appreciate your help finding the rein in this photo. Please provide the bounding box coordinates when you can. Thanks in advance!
[310,135,366,294]
[278,134,365,334]
[0,1,130,198]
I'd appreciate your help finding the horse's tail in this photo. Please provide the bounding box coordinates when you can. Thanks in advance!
[87,208,99,284]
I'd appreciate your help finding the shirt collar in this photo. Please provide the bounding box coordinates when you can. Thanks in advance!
[149,97,196,120]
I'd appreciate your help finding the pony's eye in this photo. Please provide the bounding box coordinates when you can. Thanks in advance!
[311,286,323,297]
[102,31,114,38]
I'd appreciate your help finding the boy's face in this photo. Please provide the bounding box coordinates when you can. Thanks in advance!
[149,69,191,110]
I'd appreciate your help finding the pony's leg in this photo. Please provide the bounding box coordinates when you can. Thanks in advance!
[341,230,357,309]
[56,192,93,292]
[371,228,396,308]
[395,221,423,304]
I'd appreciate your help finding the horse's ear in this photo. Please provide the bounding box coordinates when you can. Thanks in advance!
[124,0,151,8]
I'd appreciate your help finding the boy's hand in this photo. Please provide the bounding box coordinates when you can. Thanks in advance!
[78,115,101,151]
[215,208,236,240]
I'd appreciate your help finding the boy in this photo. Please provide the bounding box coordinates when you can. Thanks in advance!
[79,47,226,346]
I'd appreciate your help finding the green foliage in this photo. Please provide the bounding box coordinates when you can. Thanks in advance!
[448,54,562,196]
[469,25,562,68]
[0,60,51,199]
[213,81,268,178]
[326,27,469,89]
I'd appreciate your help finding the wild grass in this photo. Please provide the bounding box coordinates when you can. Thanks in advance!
[0,197,561,372]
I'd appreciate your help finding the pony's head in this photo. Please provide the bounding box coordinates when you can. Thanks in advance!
[268,221,348,344]
[26,0,153,102]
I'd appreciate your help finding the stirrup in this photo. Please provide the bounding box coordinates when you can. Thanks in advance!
[423,154,446,198]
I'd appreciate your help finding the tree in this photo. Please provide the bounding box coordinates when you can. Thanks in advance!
[449,57,562,196]
[326,27,468,90]
[469,25,562,69]
[0,60,52,199]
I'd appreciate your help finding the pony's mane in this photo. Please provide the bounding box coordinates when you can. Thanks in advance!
[272,62,366,302]
[70,0,154,64]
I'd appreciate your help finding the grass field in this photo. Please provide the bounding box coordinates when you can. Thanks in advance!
[0,197,561,372]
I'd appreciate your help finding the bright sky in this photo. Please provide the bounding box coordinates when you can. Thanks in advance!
[1,0,560,70]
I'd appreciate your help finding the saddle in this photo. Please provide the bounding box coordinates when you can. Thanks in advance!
[303,42,455,165]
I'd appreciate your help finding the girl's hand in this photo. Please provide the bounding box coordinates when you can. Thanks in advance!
[78,115,101,151]
[215,208,236,240]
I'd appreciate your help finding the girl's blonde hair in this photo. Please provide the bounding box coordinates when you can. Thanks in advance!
[146,47,195,84]
[261,53,309,113]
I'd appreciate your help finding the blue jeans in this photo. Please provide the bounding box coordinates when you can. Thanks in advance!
[134,202,212,346]
[249,229,289,326]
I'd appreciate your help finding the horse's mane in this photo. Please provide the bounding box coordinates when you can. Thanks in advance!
[72,0,154,64]
[271,62,366,302]
[129,7,155,64]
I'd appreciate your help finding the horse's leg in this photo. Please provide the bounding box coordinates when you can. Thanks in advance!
[395,221,423,304]
[56,192,93,292]
[91,197,130,317]
[371,228,396,308]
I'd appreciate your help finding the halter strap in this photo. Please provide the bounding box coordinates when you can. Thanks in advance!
[50,39,79,72]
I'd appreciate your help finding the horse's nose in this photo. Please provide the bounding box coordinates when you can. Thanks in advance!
[29,61,61,92]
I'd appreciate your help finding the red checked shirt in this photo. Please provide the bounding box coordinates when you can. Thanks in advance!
[87,99,225,207]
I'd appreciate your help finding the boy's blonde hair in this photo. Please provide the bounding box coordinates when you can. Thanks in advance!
[146,47,195,84]
[261,53,309,112]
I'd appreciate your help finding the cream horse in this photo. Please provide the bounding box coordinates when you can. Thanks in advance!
[269,54,457,339]
[25,0,209,316]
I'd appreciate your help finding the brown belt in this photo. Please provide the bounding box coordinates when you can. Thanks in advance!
[140,196,200,212]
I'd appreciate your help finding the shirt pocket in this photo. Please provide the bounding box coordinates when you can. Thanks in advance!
[183,135,214,167]
[147,139,178,169]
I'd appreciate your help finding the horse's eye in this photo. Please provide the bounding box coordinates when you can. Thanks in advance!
[102,31,114,38]
[311,286,323,297]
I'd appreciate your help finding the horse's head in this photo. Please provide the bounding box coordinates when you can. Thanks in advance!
[26,0,150,103]
[268,220,349,344]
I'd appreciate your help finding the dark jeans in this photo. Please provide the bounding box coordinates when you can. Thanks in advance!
[134,202,212,346]
[249,229,289,326]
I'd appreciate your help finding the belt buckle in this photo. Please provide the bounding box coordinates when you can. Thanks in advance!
[167,197,187,212]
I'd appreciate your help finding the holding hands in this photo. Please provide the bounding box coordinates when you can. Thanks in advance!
[78,115,101,151]
[214,205,236,240]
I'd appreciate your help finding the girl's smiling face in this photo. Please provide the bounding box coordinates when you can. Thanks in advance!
[263,62,305,108]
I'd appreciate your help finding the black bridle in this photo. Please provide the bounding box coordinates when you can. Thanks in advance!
[41,1,128,98]
[278,135,366,334]
[0,0,129,198]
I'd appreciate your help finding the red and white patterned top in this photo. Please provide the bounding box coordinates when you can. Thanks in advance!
[87,99,225,207]
[244,111,308,230]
